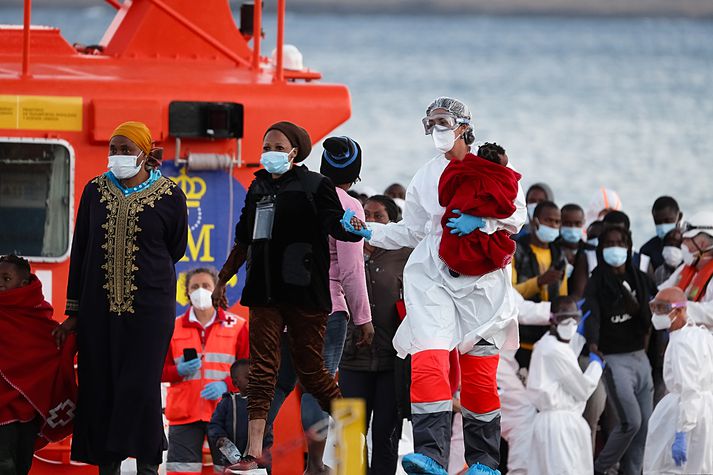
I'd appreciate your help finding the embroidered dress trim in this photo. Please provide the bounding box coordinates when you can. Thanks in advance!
[94,174,175,314]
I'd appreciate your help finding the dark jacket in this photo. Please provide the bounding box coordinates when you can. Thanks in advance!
[584,257,657,355]
[234,165,360,312]
[640,235,664,272]
[340,247,412,372]
[207,392,249,456]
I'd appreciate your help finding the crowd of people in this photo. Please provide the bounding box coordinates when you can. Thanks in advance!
[1,97,713,475]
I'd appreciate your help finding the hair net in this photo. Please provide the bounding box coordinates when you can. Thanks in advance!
[425,97,471,122]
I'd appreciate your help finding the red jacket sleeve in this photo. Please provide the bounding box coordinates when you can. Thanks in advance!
[162,343,182,383]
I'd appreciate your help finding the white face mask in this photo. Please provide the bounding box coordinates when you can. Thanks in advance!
[189,287,213,310]
[681,245,697,266]
[662,246,683,268]
[651,312,673,330]
[556,318,578,341]
[432,128,458,154]
[108,153,144,180]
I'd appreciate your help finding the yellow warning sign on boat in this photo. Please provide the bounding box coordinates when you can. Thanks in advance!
[0,95,82,131]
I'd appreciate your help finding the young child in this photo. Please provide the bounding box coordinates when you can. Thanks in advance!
[208,360,271,474]
[0,255,77,475]
[438,142,522,276]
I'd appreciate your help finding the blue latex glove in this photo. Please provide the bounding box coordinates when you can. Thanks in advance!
[589,352,605,369]
[446,210,485,236]
[672,431,687,466]
[340,208,372,240]
[201,381,228,401]
[177,357,201,377]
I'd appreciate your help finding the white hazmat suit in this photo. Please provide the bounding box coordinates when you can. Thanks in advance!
[644,323,713,474]
[526,333,603,475]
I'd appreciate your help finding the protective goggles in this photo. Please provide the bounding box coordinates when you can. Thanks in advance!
[681,222,713,234]
[421,113,469,135]
[648,300,687,315]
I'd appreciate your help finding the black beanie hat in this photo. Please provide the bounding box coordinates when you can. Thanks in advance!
[264,121,312,163]
[320,136,362,185]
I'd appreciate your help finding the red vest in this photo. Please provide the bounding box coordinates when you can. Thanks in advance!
[676,260,713,302]
[165,309,246,425]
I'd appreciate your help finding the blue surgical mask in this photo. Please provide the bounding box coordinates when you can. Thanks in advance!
[260,149,294,175]
[603,246,628,267]
[655,222,677,240]
[535,223,560,244]
[527,203,538,220]
[587,238,599,247]
[561,226,583,244]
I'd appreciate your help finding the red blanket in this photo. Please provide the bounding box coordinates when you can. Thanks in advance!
[439,154,521,276]
[0,275,77,448]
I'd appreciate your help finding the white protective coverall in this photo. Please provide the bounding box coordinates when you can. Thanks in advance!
[661,265,713,329]
[526,333,603,475]
[369,154,525,357]
[643,323,713,474]
[368,153,526,469]
[498,291,551,475]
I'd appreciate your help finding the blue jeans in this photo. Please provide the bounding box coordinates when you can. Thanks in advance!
[267,311,348,431]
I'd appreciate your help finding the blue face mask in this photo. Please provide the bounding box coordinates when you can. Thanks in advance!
[655,222,677,240]
[260,149,294,175]
[527,203,538,221]
[561,226,583,244]
[535,223,560,244]
[587,238,599,247]
[603,246,628,267]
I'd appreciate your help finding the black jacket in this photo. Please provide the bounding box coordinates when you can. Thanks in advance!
[340,247,412,372]
[584,259,657,355]
[235,166,360,312]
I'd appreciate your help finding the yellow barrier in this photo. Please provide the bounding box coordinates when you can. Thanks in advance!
[332,398,366,475]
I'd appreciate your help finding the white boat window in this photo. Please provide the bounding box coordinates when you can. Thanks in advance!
[0,140,72,260]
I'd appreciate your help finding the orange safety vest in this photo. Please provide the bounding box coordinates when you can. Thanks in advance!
[676,260,713,302]
[165,308,246,425]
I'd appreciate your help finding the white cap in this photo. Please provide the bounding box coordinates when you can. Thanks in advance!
[682,210,713,239]
[271,44,304,71]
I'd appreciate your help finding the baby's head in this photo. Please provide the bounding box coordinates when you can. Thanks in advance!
[0,255,31,293]
[477,142,508,166]
[230,359,250,395]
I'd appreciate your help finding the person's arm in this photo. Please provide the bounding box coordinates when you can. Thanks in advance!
[672,332,707,433]
[559,352,603,402]
[479,179,527,235]
[65,182,93,317]
[207,397,232,443]
[336,204,372,326]
[514,290,552,326]
[584,277,603,356]
[569,250,589,298]
[167,184,189,263]
[368,170,430,250]
[314,177,361,243]
[162,345,182,383]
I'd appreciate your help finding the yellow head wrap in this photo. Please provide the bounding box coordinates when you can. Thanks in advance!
[110,121,153,155]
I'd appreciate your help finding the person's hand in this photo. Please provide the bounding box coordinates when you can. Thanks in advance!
[452,398,462,414]
[672,431,687,466]
[588,343,605,360]
[341,209,372,240]
[212,282,228,309]
[177,356,202,377]
[52,315,78,349]
[537,267,564,286]
[201,381,228,401]
[588,352,605,369]
[356,321,375,348]
[446,210,485,236]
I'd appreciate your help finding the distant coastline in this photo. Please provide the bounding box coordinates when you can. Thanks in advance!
[2,0,713,18]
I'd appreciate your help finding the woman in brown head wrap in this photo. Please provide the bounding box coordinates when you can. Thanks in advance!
[53,121,187,474]
[213,121,366,469]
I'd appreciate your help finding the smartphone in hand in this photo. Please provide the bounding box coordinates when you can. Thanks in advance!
[183,348,198,361]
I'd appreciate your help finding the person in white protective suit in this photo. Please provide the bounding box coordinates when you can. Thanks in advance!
[660,210,713,330]
[342,97,526,475]
[525,296,604,475]
[643,287,713,474]
[497,290,551,475]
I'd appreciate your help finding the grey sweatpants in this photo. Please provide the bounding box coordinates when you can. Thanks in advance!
[594,350,653,475]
